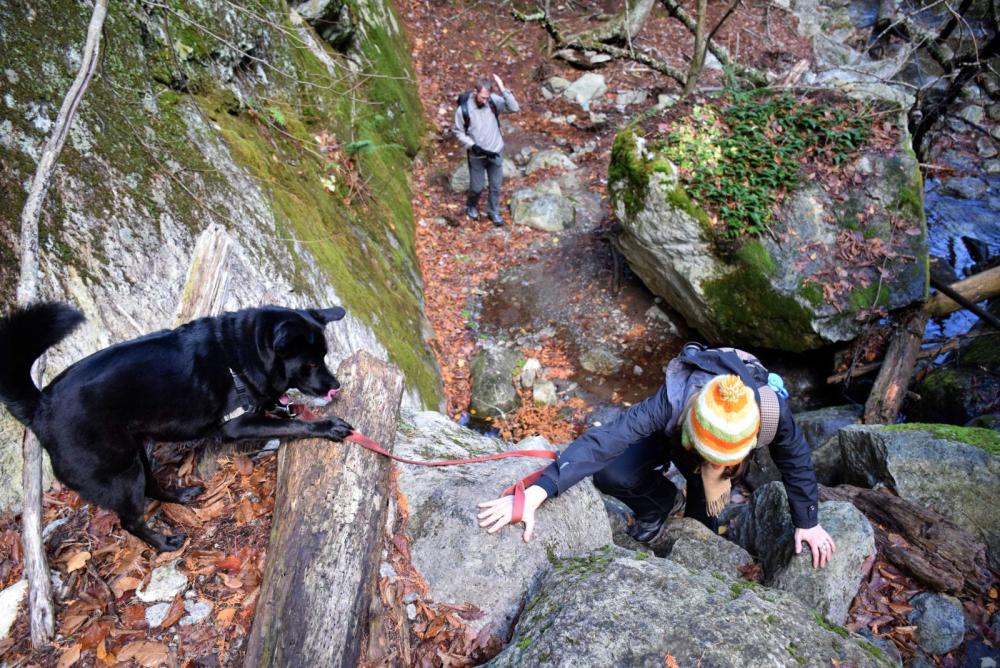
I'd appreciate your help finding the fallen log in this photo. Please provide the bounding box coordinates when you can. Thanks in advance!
[819,485,991,596]
[245,351,405,668]
[863,308,928,424]
[923,264,1000,318]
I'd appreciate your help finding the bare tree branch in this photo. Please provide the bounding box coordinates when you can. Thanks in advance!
[16,0,109,647]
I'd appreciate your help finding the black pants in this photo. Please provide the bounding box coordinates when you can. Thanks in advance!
[592,433,717,529]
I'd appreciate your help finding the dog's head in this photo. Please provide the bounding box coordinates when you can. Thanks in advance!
[268,307,346,400]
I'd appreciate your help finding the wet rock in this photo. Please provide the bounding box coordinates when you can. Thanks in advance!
[0,579,27,640]
[136,561,188,603]
[469,345,524,418]
[840,424,1000,570]
[524,149,576,175]
[908,592,965,655]
[563,73,607,110]
[394,411,610,647]
[509,187,575,232]
[938,176,989,199]
[579,347,624,376]
[490,546,889,667]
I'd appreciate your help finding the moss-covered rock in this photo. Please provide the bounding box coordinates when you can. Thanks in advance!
[608,96,928,352]
[0,0,439,511]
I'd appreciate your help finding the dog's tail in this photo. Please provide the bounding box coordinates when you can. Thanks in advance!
[0,302,84,426]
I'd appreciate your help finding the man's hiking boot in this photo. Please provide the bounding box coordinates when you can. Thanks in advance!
[466,206,479,221]
[627,515,666,544]
[488,211,503,226]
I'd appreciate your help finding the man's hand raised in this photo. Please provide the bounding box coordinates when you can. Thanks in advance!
[492,73,506,93]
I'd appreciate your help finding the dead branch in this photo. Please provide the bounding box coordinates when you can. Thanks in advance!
[14,0,108,647]
[571,0,656,45]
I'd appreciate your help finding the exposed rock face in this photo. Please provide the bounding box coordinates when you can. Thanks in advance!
[469,345,524,418]
[839,424,1000,570]
[0,0,440,511]
[488,547,893,667]
[609,127,927,352]
[394,411,612,647]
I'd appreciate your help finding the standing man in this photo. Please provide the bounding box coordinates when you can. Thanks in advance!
[454,74,520,226]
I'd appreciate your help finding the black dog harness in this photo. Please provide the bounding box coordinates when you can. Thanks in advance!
[223,368,259,423]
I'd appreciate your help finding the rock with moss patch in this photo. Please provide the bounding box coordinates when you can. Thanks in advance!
[659,518,754,578]
[525,149,577,175]
[469,345,524,418]
[489,546,892,667]
[394,410,611,651]
[608,108,927,352]
[509,187,575,233]
[840,424,1000,569]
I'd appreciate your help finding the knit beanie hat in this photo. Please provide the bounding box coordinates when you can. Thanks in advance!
[681,374,760,466]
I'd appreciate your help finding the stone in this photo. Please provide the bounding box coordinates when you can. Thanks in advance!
[659,518,754,578]
[469,345,524,418]
[957,105,985,125]
[840,425,1000,570]
[656,93,678,110]
[579,347,623,376]
[394,411,611,647]
[857,628,904,667]
[136,561,188,603]
[563,73,607,110]
[520,358,541,388]
[614,89,648,112]
[0,579,27,641]
[450,157,519,193]
[908,592,965,655]
[976,137,998,158]
[745,405,862,489]
[145,602,171,628]
[295,0,355,50]
[938,176,989,199]
[490,547,891,667]
[569,191,604,229]
[524,149,576,175]
[985,160,1000,175]
[179,599,213,626]
[544,76,571,93]
[532,379,558,406]
[509,187,575,233]
[770,500,875,625]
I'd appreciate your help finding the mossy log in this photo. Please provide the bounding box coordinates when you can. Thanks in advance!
[245,352,404,668]
[819,485,991,596]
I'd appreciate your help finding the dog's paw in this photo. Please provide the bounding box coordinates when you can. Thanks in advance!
[173,484,205,504]
[150,531,186,553]
[328,417,354,442]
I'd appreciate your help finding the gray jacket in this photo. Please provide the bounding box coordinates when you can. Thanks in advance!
[453,90,519,155]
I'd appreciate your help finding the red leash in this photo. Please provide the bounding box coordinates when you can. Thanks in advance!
[286,402,557,523]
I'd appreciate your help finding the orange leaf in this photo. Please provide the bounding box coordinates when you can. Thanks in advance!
[64,550,91,573]
[234,454,254,476]
[118,640,171,667]
[56,643,81,668]
[159,595,186,629]
[664,654,679,668]
[217,608,237,625]
[111,576,143,599]
[216,555,243,573]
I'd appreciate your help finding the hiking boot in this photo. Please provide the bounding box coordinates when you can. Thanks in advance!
[488,211,504,226]
[466,206,479,221]
[627,515,666,543]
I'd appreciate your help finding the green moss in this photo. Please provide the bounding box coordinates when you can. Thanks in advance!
[729,579,760,599]
[554,545,616,577]
[786,642,806,665]
[884,423,1000,454]
[799,280,824,308]
[813,612,850,638]
[848,283,891,311]
[666,184,712,231]
[608,128,650,220]
[516,636,532,650]
[633,550,649,561]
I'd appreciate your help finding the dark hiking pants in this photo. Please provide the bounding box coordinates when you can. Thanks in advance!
[466,151,503,216]
[592,433,718,530]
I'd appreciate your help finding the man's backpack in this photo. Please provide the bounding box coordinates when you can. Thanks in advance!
[457,90,500,135]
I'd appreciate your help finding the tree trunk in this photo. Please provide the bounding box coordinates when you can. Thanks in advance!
[573,0,656,45]
[15,0,108,647]
[244,352,405,668]
[819,485,991,596]
[863,308,928,424]
[681,0,708,97]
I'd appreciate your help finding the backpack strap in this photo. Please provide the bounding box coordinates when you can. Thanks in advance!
[459,93,501,136]
[756,384,780,449]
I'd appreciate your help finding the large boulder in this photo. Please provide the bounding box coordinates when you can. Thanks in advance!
[745,405,863,489]
[488,547,895,667]
[509,187,575,233]
[729,482,875,625]
[608,106,927,352]
[839,424,1000,569]
[657,518,754,578]
[394,411,612,647]
[469,345,524,418]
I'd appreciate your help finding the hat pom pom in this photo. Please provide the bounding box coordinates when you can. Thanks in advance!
[717,375,746,406]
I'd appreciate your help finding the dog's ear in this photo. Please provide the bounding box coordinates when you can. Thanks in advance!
[272,320,309,358]
[310,307,346,323]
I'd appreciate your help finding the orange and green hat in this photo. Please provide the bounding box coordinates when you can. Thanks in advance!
[681,375,760,465]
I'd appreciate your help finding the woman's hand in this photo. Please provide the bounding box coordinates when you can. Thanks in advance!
[477,485,548,542]
[794,524,836,569]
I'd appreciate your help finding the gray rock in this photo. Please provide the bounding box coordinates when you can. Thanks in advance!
[660,518,754,578]
[655,93,678,110]
[563,73,607,110]
[728,482,797,579]
[532,379,558,406]
[520,358,541,389]
[958,105,985,125]
[136,561,188,603]
[745,405,862,489]
[840,425,1000,570]
[579,347,624,376]
[993,610,1000,637]
[568,191,604,229]
[510,188,575,232]
[938,176,989,199]
[489,547,893,667]
[986,160,1000,175]
[857,628,903,667]
[770,501,875,625]
[614,89,648,112]
[976,137,998,158]
[145,602,171,628]
[450,157,519,193]
[469,345,524,418]
[0,579,27,641]
[525,149,577,175]
[908,592,965,655]
[395,411,611,646]
[178,599,213,626]
[545,76,571,93]
[294,0,355,50]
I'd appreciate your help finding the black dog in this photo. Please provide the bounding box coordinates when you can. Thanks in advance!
[0,302,354,551]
